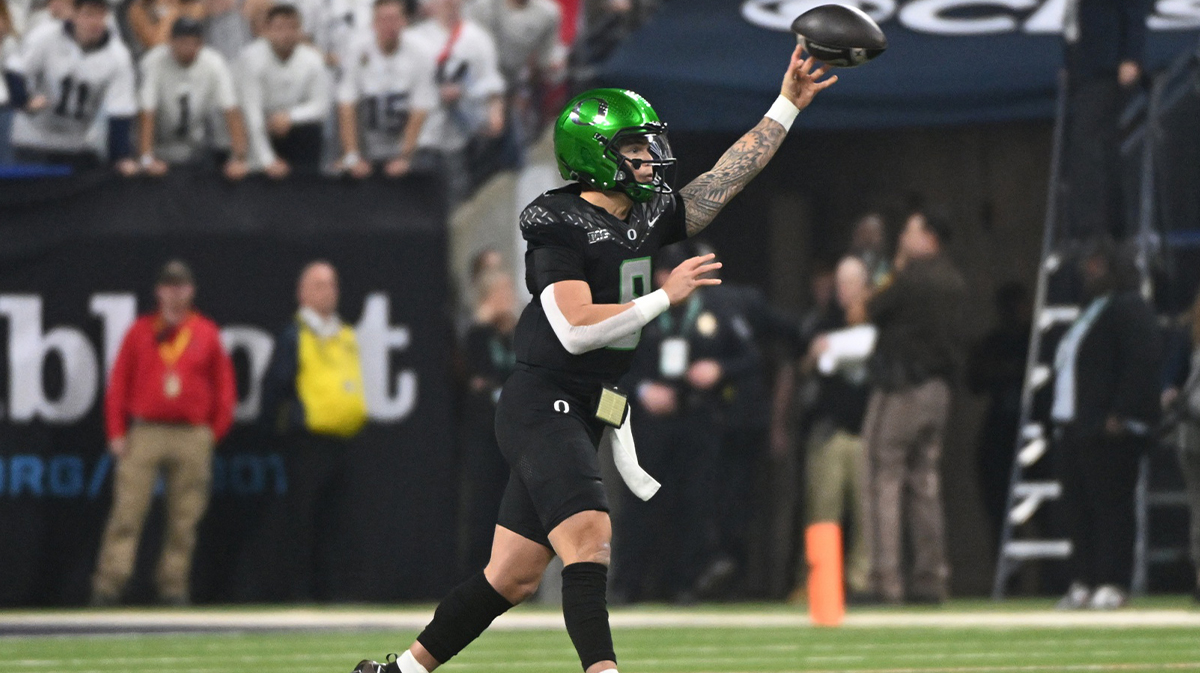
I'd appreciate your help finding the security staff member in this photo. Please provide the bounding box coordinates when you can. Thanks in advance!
[614,247,723,603]
[94,260,236,606]
[261,261,368,600]
[691,247,802,598]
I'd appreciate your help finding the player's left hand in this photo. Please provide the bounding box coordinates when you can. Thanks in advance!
[26,94,48,114]
[223,157,249,181]
[145,157,170,177]
[807,335,830,359]
[782,46,838,112]
[1118,60,1141,87]
[1104,415,1126,437]
[686,359,722,390]
[115,158,140,177]
[267,111,292,137]
[384,156,411,178]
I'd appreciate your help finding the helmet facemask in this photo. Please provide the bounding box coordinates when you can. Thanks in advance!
[605,123,676,204]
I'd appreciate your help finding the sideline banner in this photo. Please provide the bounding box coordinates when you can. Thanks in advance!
[0,173,456,605]
[600,0,1200,130]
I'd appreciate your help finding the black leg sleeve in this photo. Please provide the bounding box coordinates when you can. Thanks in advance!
[562,562,616,670]
[416,571,514,663]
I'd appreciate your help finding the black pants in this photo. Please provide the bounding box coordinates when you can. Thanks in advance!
[977,409,1019,545]
[1059,426,1145,589]
[612,410,717,601]
[282,431,351,600]
[1063,76,1126,240]
[713,424,768,577]
[270,123,324,173]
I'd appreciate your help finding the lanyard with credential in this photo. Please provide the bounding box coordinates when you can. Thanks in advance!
[656,294,704,336]
[156,316,194,399]
[656,295,703,379]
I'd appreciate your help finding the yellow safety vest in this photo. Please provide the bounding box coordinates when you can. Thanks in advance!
[296,323,368,438]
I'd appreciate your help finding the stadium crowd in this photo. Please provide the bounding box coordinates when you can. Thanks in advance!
[0,0,657,202]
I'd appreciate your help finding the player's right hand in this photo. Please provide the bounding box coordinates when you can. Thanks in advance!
[145,157,169,177]
[223,157,249,181]
[265,158,291,179]
[662,253,721,305]
[346,158,372,179]
[26,94,48,113]
[108,437,128,459]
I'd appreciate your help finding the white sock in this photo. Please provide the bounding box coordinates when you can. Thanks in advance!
[397,651,430,673]
[596,669,619,673]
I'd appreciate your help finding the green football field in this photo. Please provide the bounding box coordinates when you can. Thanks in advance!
[3,601,1200,673]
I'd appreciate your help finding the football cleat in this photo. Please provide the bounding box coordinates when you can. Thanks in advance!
[1088,585,1128,610]
[1055,582,1091,610]
[351,653,400,673]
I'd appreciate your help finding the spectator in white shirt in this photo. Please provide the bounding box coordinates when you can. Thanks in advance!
[238,3,330,177]
[3,0,139,174]
[23,0,73,35]
[137,17,249,178]
[411,0,503,203]
[335,0,434,178]
[202,0,254,63]
[466,0,561,94]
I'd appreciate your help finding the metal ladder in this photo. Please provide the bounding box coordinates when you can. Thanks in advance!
[991,71,1076,599]
[994,42,1200,597]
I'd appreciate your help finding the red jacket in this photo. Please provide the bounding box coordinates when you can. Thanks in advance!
[105,311,237,441]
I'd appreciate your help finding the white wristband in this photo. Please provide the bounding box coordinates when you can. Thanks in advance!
[632,289,671,322]
[342,151,361,166]
[765,94,800,132]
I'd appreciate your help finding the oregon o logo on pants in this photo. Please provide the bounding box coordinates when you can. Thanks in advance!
[553,400,569,414]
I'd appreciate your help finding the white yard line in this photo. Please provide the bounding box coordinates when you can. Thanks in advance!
[700,666,1200,673]
[1,608,1200,634]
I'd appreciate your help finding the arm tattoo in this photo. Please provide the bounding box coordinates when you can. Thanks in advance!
[679,117,787,237]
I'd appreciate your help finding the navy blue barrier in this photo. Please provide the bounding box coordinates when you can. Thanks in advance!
[0,170,457,605]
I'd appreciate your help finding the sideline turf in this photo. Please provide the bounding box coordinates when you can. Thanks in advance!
[4,624,1200,672]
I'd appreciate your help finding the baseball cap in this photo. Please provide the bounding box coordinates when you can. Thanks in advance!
[157,260,195,286]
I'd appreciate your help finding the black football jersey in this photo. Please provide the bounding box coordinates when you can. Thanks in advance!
[514,184,689,388]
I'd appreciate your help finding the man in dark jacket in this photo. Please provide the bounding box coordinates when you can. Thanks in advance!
[615,244,799,601]
[1052,240,1161,609]
[861,210,967,604]
[261,261,368,600]
[1062,0,1150,239]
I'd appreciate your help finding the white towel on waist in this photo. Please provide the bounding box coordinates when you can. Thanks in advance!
[601,413,660,501]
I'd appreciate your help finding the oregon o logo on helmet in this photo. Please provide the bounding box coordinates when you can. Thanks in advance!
[570,98,610,126]
[554,400,570,413]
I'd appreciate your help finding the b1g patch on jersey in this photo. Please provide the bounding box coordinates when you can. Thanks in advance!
[587,230,612,244]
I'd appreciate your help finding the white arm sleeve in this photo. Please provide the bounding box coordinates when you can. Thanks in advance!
[239,51,277,167]
[540,284,670,355]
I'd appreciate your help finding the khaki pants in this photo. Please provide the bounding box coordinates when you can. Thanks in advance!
[92,423,214,600]
[803,422,870,594]
[861,379,951,602]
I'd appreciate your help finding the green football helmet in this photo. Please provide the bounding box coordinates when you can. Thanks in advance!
[554,88,676,203]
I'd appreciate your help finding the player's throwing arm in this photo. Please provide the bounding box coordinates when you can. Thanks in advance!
[678,47,837,237]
